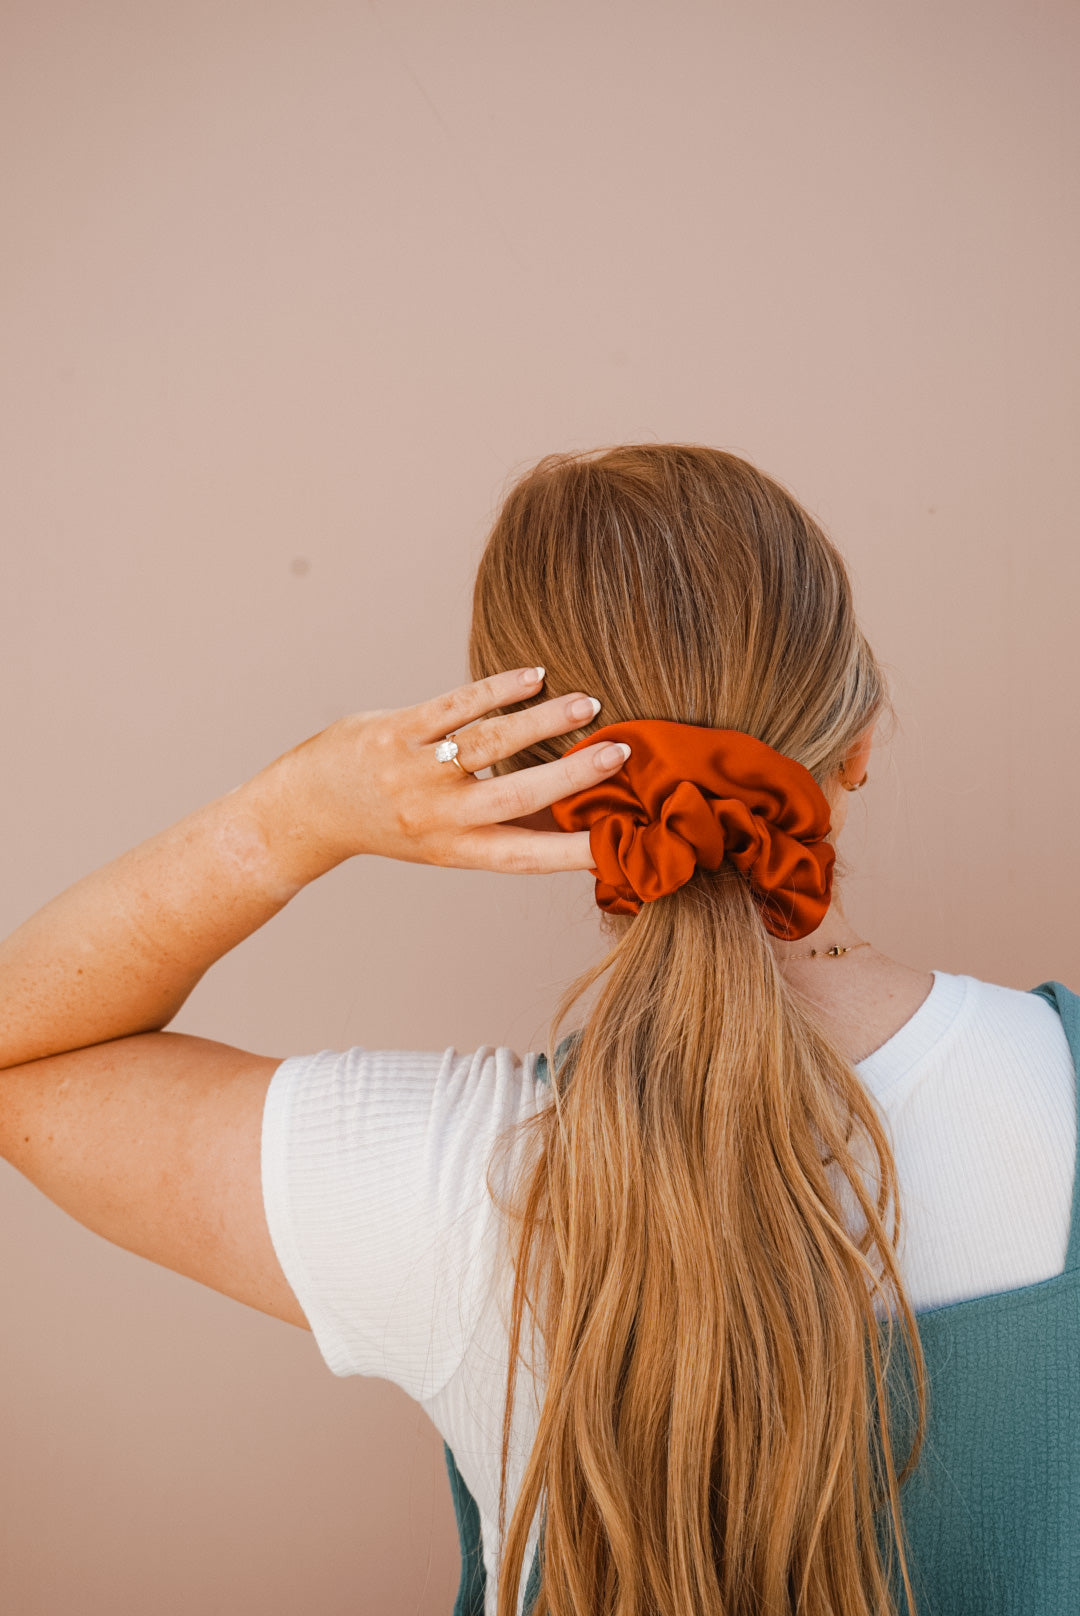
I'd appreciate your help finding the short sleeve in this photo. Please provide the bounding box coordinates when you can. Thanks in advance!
[260,1042,545,1402]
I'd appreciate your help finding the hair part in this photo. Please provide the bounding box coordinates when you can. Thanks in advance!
[470,444,925,1616]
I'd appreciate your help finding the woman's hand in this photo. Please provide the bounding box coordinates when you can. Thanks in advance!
[0,665,630,1072]
[271,665,631,875]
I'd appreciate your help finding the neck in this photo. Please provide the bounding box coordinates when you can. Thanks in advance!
[768,891,869,971]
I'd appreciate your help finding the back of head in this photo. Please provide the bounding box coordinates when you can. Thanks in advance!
[469,445,925,1616]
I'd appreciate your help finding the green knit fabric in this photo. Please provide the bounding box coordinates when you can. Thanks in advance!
[443,979,1080,1614]
[445,1434,487,1616]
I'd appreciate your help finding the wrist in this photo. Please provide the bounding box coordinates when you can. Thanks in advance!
[238,730,357,890]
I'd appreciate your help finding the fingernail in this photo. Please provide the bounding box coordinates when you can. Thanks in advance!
[567,695,601,721]
[521,665,545,685]
[597,742,631,769]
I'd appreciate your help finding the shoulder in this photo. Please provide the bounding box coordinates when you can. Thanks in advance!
[266,1041,551,1160]
[261,1041,552,1396]
[964,973,1079,1058]
[264,1042,555,1239]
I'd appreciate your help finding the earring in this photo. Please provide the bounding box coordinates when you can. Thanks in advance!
[838,762,869,792]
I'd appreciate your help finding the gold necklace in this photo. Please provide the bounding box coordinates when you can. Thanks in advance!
[787,940,871,960]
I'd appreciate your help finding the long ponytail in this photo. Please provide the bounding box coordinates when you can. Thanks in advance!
[469,445,926,1616]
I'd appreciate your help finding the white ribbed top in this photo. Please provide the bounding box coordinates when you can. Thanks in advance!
[261,969,1078,1615]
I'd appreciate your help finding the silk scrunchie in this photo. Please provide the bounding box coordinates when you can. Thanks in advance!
[548,719,835,941]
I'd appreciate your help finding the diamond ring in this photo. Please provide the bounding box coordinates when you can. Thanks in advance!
[434,737,470,775]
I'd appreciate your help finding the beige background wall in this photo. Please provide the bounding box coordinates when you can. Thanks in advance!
[1,1,1077,1610]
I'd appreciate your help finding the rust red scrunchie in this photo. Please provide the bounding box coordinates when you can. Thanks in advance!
[548,719,835,941]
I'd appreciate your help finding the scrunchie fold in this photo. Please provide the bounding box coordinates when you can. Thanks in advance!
[548,719,835,940]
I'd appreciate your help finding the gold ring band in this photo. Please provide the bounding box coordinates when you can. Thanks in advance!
[433,735,475,777]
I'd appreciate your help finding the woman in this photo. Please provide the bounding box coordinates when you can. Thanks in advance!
[1,444,1076,1616]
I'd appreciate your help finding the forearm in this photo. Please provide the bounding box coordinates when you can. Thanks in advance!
[0,749,342,1071]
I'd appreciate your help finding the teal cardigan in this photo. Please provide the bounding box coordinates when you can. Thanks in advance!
[444,980,1080,1615]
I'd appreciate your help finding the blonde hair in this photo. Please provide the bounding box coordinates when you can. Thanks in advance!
[468,444,926,1616]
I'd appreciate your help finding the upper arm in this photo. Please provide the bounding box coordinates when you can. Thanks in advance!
[0,1030,310,1330]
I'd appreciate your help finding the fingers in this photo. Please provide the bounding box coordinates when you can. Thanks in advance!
[408,666,547,744]
[453,689,603,773]
[455,825,598,875]
[455,736,632,828]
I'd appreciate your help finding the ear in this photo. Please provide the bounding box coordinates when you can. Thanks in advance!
[839,725,874,787]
